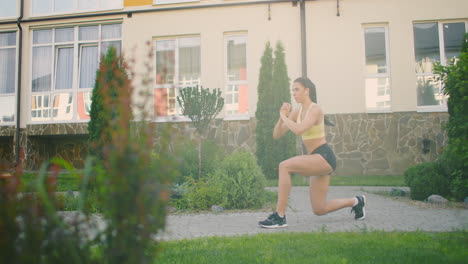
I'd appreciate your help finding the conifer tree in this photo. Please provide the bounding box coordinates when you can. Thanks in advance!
[88,46,132,161]
[255,42,295,179]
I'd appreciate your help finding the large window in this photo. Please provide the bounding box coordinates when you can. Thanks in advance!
[0,0,17,18]
[0,31,16,124]
[413,21,467,110]
[31,24,121,123]
[363,25,391,111]
[225,34,248,117]
[32,0,122,16]
[154,36,200,119]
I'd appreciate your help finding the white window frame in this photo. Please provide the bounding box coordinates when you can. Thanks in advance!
[224,33,249,121]
[414,20,468,113]
[31,0,123,17]
[153,0,199,5]
[362,24,392,113]
[0,30,17,125]
[29,23,122,124]
[153,36,201,123]
[0,0,17,19]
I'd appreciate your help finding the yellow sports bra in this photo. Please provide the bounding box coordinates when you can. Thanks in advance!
[297,105,325,140]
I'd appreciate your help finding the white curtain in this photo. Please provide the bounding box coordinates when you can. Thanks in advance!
[56,47,74,90]
[79,45,99,89]
[0,0,17,17]
[102,24,121,40]
[79,26,99,41]
[32,46,52,92]
[55,0,74,13]
[33,29,52,44]
[32,0,52,15]
[0,48,16,94]
[55,27,74,43]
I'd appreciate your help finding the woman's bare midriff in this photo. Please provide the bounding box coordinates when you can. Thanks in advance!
[303,137,327,154]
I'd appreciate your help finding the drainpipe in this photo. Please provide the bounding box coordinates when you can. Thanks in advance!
[300,0,307,77]
[15,0,24,164]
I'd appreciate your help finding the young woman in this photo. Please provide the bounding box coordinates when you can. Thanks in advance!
[258,77,366,228]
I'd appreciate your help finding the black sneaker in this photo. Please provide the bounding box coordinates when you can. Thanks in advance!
[351,195,366,220]
[258,212,287,228]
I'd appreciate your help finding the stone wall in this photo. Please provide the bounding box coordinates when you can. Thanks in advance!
[1,112,448,174]
[325,112,448,175]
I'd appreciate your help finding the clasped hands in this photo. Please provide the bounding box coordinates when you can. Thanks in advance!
[280,103,291,119]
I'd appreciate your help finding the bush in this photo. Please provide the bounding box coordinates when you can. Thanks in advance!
[174,178,223,210]
[404,162,451,200]
[434,33,468,201]
[211,151,268,209]
[172,139,225,183]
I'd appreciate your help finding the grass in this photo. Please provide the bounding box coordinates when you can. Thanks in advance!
[19,172,81,192]
[156,231,468,264]
[266,175,406,187]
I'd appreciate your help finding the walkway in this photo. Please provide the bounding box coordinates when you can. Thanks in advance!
[158,186,468,240]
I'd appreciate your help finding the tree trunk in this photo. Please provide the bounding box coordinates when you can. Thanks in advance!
[198,137,202,179]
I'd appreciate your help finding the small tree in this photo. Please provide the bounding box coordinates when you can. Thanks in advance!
[88,46,132,161]
[177,86,224,179]
[434,33,468,200]
[255,42,295,179]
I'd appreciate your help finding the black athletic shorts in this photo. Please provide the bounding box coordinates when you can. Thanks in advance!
[304,143,337,171]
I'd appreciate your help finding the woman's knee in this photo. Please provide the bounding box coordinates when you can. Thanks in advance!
[279,160,291,172]
[312,206,327,216]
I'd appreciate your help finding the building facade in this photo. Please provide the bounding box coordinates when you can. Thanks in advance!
[0,0,466,175]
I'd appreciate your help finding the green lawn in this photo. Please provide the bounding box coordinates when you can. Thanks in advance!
[156,232,467,264]
[19,173,405,192]
[19,172,81,192]
[266,175,406,187]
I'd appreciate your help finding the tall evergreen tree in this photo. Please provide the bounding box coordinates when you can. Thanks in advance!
[88,46,132,161]
[255,42,295,179]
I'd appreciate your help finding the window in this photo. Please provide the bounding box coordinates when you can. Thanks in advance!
[0,0,17,18]
[0,31,16,124]
[31,24,121,123]
[32,0,122,16]
[225,34,248,117]
[363,26,391,112]
[154,0,198,5]
[154,36,200,119]
[413,21,467,109]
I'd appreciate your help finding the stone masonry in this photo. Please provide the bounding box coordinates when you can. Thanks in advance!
[0,112,448,174]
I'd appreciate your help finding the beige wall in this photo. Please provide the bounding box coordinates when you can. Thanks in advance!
[307,0,468,114]
[1,0,467,127]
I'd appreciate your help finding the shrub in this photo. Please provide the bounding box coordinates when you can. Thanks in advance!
[175,178,223,210]
[434,33,468,201]
[211,151,268,209]
[172,138,225,183]
[404,162,451,200]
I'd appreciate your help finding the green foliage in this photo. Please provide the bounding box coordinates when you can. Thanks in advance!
[88,47,132,161]
[177,86,224,136]
[404,162,450,200]
[157,232,468,264]
[177,85,225,179]
[434,33,468,200]
[172,138,225,183]
[255,42,295,179]
[175,178,223,210]
[211,151,267,209]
